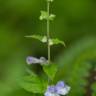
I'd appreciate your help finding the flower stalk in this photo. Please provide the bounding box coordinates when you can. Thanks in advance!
[47,1,51,64]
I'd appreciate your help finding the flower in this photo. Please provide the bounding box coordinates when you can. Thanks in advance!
[45,86,60,96]
[44,81,70,96]
[26,56,47,65]
[39,57,48,64]
[55,81,71,95]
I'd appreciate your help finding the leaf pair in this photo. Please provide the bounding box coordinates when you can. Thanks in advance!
[25,35,65,46]
[39,11,56,21]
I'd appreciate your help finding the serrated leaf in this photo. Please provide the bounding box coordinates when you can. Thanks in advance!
[25,35,65,46]
[43,63,57,80]
[19,74,48,93]
[39,11,55,21]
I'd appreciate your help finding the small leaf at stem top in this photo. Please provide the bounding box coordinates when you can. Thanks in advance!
[39,11,55,21]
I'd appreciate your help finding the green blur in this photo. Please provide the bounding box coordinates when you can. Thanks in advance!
[0,0,96,96]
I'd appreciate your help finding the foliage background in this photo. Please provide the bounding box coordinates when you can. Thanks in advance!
[0,0,96,96]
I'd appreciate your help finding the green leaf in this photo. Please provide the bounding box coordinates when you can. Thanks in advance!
[52,38,66,46]
[19,74,48,93]
[39,11,48,20]
[39,11,55,21]
[25,35,43,41]
[25,35,65,46]
[49,14,56,20]
[43,63,57,80]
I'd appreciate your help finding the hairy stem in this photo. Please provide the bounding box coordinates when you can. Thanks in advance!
[47,1,51,64]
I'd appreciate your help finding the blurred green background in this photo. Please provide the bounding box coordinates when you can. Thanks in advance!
[0,0,96,96]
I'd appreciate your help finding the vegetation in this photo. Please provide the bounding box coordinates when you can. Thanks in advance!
[0,0,96,96]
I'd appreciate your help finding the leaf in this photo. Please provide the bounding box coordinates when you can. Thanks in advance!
[43,63,57,80]
[25,35,43,41]
[49,14,56,20]
[39,11,48,20]
[39,11,55,21]
[25,35,65,46]
[19,74,48,93]
[52,38,66,46]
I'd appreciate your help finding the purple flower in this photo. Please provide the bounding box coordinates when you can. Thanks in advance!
[56,81,65,88]
[45,86,60,96]
[45,91,59,96]
[55,81,71,95]
[44,81,70,96]
[26,56,47,65]
[47,86,56,93]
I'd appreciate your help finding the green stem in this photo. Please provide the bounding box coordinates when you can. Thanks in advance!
[47,1,51,64]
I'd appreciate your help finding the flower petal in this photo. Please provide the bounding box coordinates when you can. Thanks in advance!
[56,85,71,95]
[39,57,48,64]
[47,86,56,93]
[45,91,60,96]
[56,81,65,88]
[26,56,40,64]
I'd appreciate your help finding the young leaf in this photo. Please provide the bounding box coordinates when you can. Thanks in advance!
[49,14,56,20]
[19,74,48,93]
[25,35,65,46]
[25,35,43,41]
[43,63,57,80]
[39,11,48,20]
[52,38,66,46]
[39,11,55,21]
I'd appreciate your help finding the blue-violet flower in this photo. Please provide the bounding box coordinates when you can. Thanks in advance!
[26,56,47,65]
[44,81,70,96]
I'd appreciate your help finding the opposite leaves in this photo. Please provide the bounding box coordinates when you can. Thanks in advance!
[39,11,56,21]
[25,35,65,46]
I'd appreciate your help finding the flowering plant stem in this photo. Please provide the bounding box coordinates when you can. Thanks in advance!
[47,1,51,64]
